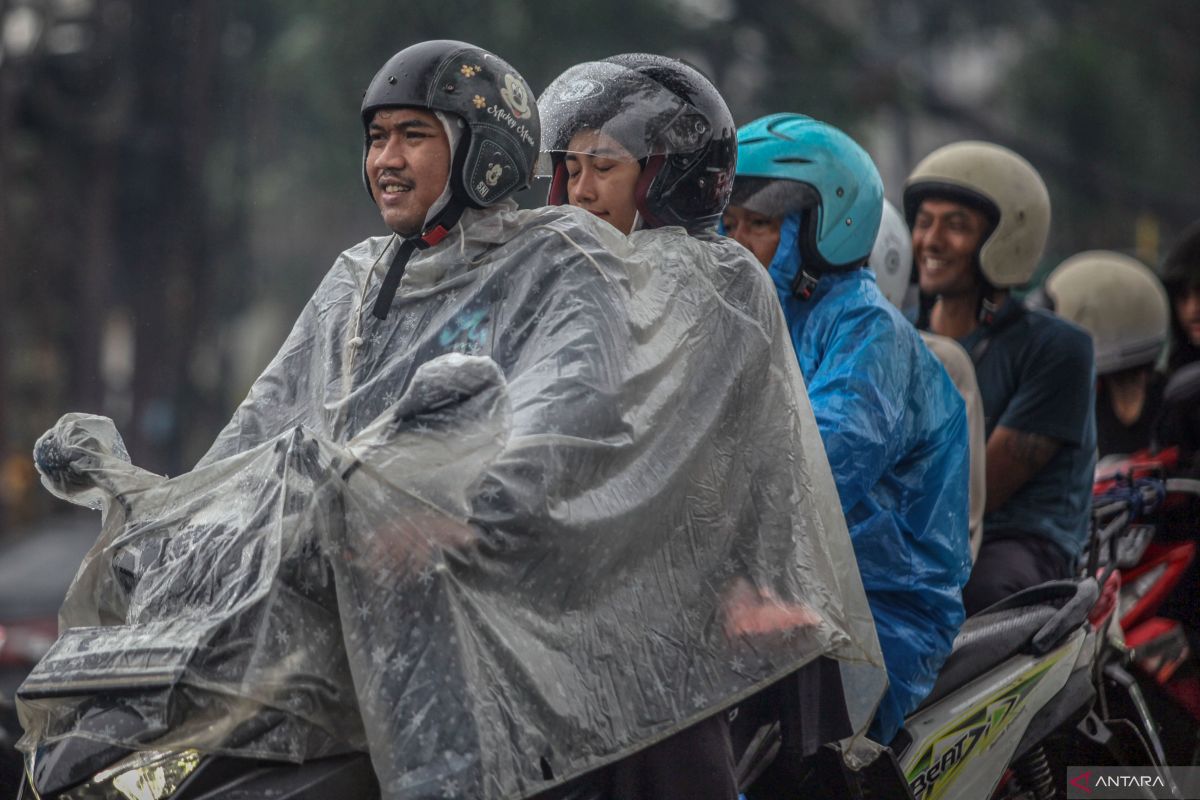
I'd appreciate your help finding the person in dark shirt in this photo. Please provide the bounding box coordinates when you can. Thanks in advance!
[1041,251,1170,458]
[904,141,1098,616]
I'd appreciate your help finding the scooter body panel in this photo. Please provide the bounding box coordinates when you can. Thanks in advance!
[900,630,1085,800]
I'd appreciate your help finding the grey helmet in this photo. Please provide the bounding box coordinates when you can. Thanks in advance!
[903,141,1050,289]
[1044,250,1169,375]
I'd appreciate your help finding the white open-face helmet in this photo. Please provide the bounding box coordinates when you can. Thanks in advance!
[904,141,1050,289]
[868,199,912,308]
[1045,250,1169,375]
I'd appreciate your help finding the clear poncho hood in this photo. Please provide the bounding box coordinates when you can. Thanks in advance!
[21,204,884,799]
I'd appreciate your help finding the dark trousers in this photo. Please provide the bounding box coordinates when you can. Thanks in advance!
[529,712,738,800]
[963,532,1074,616]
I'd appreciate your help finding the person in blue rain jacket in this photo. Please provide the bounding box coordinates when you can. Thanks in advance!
[722,113,972,743]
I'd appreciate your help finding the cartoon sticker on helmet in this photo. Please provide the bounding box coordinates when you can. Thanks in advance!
[556,78,604,103]
[485,163,503,187]
[500,74,532,120]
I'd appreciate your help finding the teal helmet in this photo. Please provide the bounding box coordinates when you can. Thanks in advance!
[732,113,884,272]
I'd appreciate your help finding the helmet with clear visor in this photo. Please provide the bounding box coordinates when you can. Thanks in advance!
[537,54,736,231]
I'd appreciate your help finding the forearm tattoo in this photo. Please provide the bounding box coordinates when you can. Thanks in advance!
[1003,430,1057,466]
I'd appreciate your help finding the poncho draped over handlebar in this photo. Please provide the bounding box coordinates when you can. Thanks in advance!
[22,204,884,799]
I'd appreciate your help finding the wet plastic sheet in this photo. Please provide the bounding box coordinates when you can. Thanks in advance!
[22,204,884,799]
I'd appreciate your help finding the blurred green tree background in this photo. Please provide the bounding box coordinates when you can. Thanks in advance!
[1,0,1198,532]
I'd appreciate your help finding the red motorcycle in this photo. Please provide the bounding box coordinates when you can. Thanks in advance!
[1093,447,1200,764]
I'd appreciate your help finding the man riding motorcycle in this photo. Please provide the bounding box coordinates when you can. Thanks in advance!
[906,141,1098,616]
[25,41,884,800]
[1041,250,1170,458]
[722,113,972,745]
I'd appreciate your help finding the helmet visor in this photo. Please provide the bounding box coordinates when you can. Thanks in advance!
[535,61,714,177]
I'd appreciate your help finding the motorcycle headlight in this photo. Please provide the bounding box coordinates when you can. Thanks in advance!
[59,749,202,800]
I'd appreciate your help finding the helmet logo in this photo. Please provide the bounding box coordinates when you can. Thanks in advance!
[664,114,710,149]
[884,250,900,275]
[556,78,604,102]
[500,74,532,120]
[485,163,503,187]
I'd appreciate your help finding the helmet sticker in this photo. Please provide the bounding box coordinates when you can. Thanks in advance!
[460,64,481,78]
[500,74,532,120]
[664,114,710,149]
[473,95,487,109]
[556,79,604,103]
[470,140,518,203]
[884,250,901,275]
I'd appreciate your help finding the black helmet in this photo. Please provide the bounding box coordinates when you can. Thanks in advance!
[537,53,736,232]
[1162,219,1200,371]
[361,40,538,320]
[1162,219,1200,290]
[361,39,538,211]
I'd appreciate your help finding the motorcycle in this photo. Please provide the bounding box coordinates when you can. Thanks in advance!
[738,477,1181,800]
[1094,447,1200,767]
[16,427,382,800]
[19,353,883,800]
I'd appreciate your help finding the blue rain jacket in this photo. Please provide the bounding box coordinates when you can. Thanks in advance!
[766,214,972,742]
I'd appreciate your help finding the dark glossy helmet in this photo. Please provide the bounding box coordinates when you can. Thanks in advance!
[1162,219,1200,291]
[537,53,736,231]
[361,41,539,319]
[361,39,538,210]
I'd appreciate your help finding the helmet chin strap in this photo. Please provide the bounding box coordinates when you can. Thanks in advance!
[973,263,1002,325]
[372,112,467,320]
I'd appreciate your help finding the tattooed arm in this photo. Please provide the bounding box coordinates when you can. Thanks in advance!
[984,425,1061,514]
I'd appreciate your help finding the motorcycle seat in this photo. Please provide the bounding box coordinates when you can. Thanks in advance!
[913,580,1095,713]
[914,605,1058,712]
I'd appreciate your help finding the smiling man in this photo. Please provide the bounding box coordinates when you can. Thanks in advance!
[169,39,886,800]
[366,108,453,237]
[905,141,1097,615]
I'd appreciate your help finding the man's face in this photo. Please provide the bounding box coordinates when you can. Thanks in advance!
[911,198,990,297]
[1176,284,1200,347]
[564,129,642,235]
[721,206,782,268]
[366,108,451,236]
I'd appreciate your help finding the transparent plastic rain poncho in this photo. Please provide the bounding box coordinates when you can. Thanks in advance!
[21,203,885,799]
